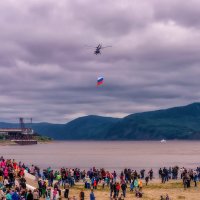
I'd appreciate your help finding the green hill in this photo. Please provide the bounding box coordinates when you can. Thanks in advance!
[61,115,120,139]
[107,103,200,140]
[1,103,200,140]
[0,116,120,140]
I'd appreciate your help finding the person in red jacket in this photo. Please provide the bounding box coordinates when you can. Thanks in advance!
[93,179,97,189]
[116,182,121,198]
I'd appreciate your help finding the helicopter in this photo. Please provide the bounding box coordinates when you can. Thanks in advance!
[85,44,112,55]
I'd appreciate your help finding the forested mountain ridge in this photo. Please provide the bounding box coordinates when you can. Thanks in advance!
[1,103,200,140]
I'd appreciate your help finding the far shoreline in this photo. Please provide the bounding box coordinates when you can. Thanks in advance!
[0,139,53,146]
[0,139,200,146]
[1,139,200,146]
[51,139,200,142]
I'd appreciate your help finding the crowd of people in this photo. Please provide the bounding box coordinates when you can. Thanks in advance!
[0,156,39,200]
[158,166,200,188]
[0,156,200,199]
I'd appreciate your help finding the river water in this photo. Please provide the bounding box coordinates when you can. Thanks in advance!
[0,141,200,171]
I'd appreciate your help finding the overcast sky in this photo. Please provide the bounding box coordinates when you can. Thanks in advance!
[0,0,200,123]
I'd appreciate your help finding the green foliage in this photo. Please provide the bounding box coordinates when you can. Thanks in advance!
[0,135,5,140]
[107,103,200,140]
[34,135,52,141]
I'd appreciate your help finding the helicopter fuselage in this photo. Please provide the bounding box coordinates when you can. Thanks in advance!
[94,49,100,55]
[94,44,102,55]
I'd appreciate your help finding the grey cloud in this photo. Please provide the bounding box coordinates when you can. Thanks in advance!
[0,0,200,123]
[152,0,200,28]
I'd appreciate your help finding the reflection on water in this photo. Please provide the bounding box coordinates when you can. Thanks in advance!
[0,141,200,171]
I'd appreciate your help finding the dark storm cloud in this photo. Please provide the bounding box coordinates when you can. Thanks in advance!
[0,0,200,123]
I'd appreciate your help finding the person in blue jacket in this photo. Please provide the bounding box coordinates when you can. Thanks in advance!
[194,173,198,187]
[90,189,95,200]
[12,190,20,200]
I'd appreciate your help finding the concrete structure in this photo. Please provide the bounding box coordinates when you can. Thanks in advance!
[0,128,37,145]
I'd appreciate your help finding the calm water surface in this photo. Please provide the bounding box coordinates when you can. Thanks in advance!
[0,141,200,171]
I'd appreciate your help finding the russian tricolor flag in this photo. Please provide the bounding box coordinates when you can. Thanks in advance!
[97,77,104,86]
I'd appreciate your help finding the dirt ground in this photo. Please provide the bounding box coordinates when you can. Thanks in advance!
[26,177,200,200]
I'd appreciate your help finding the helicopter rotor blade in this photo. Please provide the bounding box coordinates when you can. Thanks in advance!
[101,46,112,49]
[84,45,96,48]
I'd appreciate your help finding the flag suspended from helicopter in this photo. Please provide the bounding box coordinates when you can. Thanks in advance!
[97,77,104,86]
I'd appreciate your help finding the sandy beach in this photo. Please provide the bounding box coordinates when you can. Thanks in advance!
[25,175,200,200]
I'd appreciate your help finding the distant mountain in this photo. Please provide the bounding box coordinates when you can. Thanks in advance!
[107,103,200,140]
[0,116,120,140]
[1,103,200,140]
[60,115,120,139]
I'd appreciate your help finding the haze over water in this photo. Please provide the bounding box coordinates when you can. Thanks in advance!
[1,141,200,172]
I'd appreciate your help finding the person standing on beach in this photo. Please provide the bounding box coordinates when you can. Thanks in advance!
[27,190,34,200]
[121,182,127,197]
[116,182,121,198]
[145,176,149,186]
[138,179,143,191]
[166,194,170,200]
[11,189,19,200]
[79,189,85,200]
[6,190,12,200]
[134,178,139,189]
[45,188,51,200]
[130,181,134,191]
[161,170,165,184]
[48,171,54,187]
[90,189,95,200]
[194,173,198,187]
[113,182,117,198]
[110,181,114,197]
[42,181,47,198]
[113,171,117,182]
[140,169,145,179]
[33,189,39,200]
[52,188,58,200]
[148,169,153,180]
[101,179,105,189]
[64,182,70,199]
[93,179,97,189]
[0,168,3,184]
[0,188,5,200]
[159,168,162,178]
[37,180,42,197]
[160,195,165,200]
